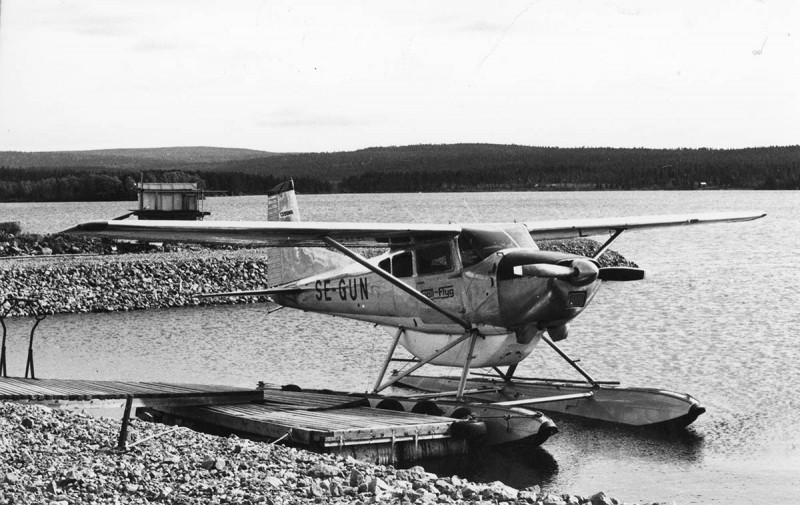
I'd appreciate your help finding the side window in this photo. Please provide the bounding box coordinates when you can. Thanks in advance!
[378,257,391,273]
[416,243,453,275]
[458,234,482,268]
[392,252,413,278]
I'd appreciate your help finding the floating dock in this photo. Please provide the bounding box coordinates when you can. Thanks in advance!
[0,377,467,463]
[143,387,467,463]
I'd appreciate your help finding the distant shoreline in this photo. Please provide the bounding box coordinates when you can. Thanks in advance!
[2,144,797,202]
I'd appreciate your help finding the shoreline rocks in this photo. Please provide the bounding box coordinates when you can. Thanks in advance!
[0,401,641,504]
[1,250,272,317]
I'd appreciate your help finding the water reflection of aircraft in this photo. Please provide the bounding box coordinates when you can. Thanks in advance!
[63,182,765,444]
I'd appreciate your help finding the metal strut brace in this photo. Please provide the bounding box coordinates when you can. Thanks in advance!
[541,334,598,387]
[491,364,518,382]
[456,330,480,399]
[375,330,474,393]
[592,229,625,261]
[373,327,405,393]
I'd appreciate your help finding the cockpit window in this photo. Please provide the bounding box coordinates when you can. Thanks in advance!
[458,224,537,267]
[392,251,413,277]
[416,243,453,275]
[379,252,413,277]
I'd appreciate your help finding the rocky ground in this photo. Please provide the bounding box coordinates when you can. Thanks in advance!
[1,249,272,316]
[0,401,644,505]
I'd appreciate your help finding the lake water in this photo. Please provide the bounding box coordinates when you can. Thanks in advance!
[2,191,798,504]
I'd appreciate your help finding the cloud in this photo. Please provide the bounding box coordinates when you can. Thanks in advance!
[461,20,509,33]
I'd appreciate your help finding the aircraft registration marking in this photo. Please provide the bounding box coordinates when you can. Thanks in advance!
[421,285,455,300]
[315,278,369,302]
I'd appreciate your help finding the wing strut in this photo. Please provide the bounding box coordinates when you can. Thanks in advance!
[592,228,624,260]
[321,236,472,330]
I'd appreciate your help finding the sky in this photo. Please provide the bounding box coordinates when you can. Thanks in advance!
[0,0,797,153]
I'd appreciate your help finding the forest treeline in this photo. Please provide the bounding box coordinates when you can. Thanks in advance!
[0,168,331,202]
[1,144,797,201]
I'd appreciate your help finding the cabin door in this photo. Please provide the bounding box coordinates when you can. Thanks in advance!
[413,242,465,324]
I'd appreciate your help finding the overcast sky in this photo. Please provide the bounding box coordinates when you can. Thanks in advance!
[0,0,797,153]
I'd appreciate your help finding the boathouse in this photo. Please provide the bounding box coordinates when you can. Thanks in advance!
[134,182,210,220]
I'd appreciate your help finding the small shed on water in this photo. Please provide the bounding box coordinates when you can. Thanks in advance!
[134,182,210,220]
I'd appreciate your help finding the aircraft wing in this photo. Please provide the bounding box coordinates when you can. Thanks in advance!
[63,211,765,247]
[62,220,462,248]
[523,211,766,240]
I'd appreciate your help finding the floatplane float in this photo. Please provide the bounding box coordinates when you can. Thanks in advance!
[64,181,765,447]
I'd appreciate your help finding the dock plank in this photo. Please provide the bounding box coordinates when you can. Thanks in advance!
[0,377,261,406]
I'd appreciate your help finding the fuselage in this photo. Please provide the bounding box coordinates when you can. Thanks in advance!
[274,224,603,367]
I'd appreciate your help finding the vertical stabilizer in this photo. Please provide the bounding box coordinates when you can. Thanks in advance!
[267,180,300,222]
[266,180,349,287]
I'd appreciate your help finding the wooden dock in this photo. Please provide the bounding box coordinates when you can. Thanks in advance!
[0,377,263,408]
[146,387,467,463]
[0,378,467,463]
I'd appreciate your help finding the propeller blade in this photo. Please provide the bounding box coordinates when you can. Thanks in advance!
[513,264,577,279]
[598,267,646,281]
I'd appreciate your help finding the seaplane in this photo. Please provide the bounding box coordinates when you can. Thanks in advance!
[63,181,765,446]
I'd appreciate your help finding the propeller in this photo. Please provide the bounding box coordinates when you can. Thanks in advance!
[513,259,600,286]
[513,264,576,279]
[597,266,646,281]
[501,251,643,285]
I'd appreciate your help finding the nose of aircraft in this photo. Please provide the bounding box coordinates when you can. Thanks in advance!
[563,257,600,286]
[496,249,601,328]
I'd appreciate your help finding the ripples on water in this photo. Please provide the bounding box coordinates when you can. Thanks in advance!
[2,191,798,503]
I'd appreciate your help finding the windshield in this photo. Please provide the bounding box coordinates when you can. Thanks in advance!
[458,224,537,267]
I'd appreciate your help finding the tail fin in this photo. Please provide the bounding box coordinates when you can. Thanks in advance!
[266,180,349,287]
[267,180,300,222]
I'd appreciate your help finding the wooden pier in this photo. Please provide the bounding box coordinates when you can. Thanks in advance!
[0,378,467,463]
[144,387,467,463]
[0,377,262,408]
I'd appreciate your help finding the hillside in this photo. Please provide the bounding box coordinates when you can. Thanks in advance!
[0,146,277,170]
[1,144,798,201]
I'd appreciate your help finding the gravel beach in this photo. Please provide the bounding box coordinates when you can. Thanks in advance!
[0,401,636,505]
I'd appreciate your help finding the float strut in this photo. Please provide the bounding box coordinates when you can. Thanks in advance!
[541,334,598,387]
[375,330,474,393]
[373,327,404,393]
[492,364,518,382]
[456,330,479,399]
